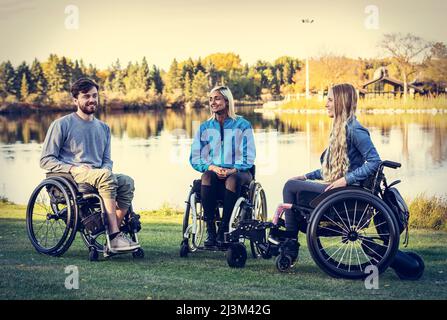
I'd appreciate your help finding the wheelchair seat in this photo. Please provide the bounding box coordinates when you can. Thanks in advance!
[45,172,98,194]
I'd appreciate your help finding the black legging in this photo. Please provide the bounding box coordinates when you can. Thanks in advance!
[201,170,253,227]
[282,178,329,238]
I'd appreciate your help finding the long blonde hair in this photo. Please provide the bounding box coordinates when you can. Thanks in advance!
[208,86,237,120]
[321,83,357,182]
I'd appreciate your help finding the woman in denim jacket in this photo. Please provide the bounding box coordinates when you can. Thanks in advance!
[283,83,381,243]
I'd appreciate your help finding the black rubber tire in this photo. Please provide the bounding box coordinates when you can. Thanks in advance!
[227,243,247,268]
[250,184,268,259]
[26,178,78,256]
[276,254,292,272]
[132,248,145,259]
[89,248,99,261]
[180,244,189,258]
[307,189,400,279]
[182,190,204,252]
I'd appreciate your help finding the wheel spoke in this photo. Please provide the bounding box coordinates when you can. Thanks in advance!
[348,241,354,271]
[353,241,363,271]
[356,208,378,231]
[319,225,347,236]
[337,241,351,268]
[34,218,47,237]
[358,236,389,248]
[332,206,350,233]
[355,204,370,231]
[343,201,352,230]
[325,241,346,262]
[361,241,384,260]
[356,240,375,267]
[323,213,349,234]
[43,220,50,247]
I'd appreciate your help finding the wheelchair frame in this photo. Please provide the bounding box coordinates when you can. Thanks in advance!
[222,160,424,279]
[179,166,268,263]
[26,173,144,261]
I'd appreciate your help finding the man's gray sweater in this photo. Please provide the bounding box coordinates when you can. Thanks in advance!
[40,112,113,173]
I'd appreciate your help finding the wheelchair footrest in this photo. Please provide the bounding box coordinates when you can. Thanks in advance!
[225,219,272,243]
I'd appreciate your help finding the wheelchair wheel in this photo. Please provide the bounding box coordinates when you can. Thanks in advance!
[132,248,145,259]
[227,243,247,268]
[249,184,268,258]
[307,189,399,279]
[182,192,205,252]
[26,178,78,256]
[276,254,292,272]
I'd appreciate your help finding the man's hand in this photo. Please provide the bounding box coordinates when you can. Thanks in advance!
[69,164,92,174]
[324,177,347,192]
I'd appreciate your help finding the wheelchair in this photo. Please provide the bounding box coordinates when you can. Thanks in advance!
[225,160,425,280]
[26,172,144,261]
[179,165,268,266]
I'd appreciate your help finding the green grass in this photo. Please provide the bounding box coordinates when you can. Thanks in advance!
[0,203,446,300]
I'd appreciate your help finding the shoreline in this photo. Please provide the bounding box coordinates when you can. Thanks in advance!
[254,107,447,114]
[0,101,262,115]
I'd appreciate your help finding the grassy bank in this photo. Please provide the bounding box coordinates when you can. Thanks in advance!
[0,202,446,300]
[277,96,447,112]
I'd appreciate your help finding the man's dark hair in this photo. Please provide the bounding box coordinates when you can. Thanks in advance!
[70,78,99,99]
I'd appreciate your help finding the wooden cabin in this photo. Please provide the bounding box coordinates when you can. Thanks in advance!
[360,67,424,98]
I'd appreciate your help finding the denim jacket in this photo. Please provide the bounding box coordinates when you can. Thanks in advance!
[189,116,256,173]
[305,117,381,185]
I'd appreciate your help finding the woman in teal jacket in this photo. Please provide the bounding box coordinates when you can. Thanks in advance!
[190,86,256,246]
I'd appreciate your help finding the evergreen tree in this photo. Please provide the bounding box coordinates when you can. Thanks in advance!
[110,59,125,94]
[30,59,47,96]
[71,60,84,82]
[15,62,31,97]
[184,72,192,100]
[165,59,182,93]
[191,71,209,100]
[150,65,163,94]
[0,61,16,98]
[138,57,151,91]
[45,54,69,94]
[20,73,29,99]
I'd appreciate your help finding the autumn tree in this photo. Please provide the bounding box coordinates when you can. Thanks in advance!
[380,33,432,100]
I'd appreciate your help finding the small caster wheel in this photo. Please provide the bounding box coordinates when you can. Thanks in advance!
[226,243,247,268]
[276,254,292,272]
[132,248,144,259]
[89,248,99,262]
[180,244,189,258]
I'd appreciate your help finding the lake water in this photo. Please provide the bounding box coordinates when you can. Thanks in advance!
[0,107,446,215]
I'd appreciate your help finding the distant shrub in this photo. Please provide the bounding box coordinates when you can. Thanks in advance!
[409,194,447,231]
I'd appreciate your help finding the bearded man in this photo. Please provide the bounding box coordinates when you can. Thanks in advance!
[40,77,140,252]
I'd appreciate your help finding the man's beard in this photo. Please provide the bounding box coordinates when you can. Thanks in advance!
[78,102,97,115]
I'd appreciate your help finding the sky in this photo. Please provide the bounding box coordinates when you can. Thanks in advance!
[0,0,446,70]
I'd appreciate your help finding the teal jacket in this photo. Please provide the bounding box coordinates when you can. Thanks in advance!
[190,116,256,173]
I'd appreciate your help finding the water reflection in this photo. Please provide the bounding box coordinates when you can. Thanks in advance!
[0,108,446,213]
